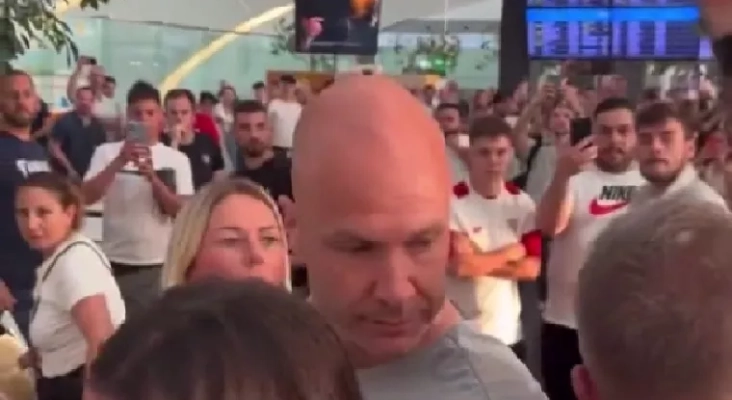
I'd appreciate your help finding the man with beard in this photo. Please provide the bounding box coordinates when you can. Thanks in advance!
[162,89,224,190]
[0,70,50,338]
[232,100,292,201]
[535,97,645,400]
[290,75,545,399]
[631,102,726,209]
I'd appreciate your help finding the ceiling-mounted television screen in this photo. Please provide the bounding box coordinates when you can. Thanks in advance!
[294,0,382,56]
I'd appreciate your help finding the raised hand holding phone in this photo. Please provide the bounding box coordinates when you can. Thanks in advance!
[556,136,597,179]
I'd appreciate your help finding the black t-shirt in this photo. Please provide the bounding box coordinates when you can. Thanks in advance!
[0,132,50,290]
[162,133,224,190]
[51,111,107,177]
[233,148,292,201]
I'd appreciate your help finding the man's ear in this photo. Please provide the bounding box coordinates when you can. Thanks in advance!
[571,364,600,400]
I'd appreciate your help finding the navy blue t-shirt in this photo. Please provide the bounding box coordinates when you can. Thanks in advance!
[0,132,50,290]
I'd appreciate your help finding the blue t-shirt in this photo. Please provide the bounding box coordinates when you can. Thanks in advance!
[0,132,50,290]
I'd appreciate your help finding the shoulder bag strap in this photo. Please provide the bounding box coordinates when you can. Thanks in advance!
[31,241,110,322]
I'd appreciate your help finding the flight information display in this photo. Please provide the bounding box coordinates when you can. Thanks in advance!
[611,0,696,6]
[527,0,610,6]
[611,7,700,59]
[526,8,612,58]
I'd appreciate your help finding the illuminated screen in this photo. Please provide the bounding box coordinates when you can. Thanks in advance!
[699,37,713,60]
[611,7,700,59]
[527,0,610,6]
[527,5,702,59]
[611,0,696,6]
[526,8,612,58]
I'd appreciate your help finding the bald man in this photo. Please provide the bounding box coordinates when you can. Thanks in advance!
[291,76,546,400]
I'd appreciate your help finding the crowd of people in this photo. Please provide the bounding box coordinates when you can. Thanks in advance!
[2,3,732,398]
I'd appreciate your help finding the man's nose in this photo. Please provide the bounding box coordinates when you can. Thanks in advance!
[372,251,417,303]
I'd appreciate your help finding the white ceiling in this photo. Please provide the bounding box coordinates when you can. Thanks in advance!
[63,0,502,34]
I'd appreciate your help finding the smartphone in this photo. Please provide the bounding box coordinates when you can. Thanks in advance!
[570,118,593,146]
[88,57,97,66]
[126,121,147,143]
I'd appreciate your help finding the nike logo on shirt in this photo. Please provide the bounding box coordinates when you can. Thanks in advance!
[589,199,629,216]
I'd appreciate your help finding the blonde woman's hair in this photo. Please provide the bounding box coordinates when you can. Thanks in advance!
[161,178,290,290]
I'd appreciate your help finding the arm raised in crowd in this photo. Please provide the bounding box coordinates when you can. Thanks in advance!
[81,142,137,205]
[535,137,596,236]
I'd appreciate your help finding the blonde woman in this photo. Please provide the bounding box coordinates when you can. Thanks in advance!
[161,178,290,289]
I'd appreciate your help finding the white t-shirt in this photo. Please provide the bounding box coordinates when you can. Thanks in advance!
[84,142,194,265]
[268,99,302,149]
[544,167,646,329]
[30,234,125,377]
[213,103,234,134]
[448,181,538,345]
[94,96,121,120]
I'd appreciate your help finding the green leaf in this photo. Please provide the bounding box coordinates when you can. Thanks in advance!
[0,0,110,65]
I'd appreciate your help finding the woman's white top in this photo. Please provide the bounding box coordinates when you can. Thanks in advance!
[30,233,125,377]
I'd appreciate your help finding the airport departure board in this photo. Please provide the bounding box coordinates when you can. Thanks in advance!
[527,3,703,60]
[527,0,610,6]
[611,7,700,59]
[526,8,612,58]
[612,0,696,6]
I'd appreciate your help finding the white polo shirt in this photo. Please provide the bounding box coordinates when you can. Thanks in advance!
[544,167,646,329]
[30,233,125,377]
[447,181,539,345]
[84,141,194,265]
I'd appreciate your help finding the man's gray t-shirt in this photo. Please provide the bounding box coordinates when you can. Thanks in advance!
[357,322,547,400]
[631,165,728,211]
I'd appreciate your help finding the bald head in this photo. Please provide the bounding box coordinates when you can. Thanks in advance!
[577,196,732,400]
[290,75,454,364]
[292,75,449,202]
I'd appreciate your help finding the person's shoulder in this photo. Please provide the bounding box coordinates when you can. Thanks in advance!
[53,236,107,270]
[505,182,536,211]
[155,143,192,164]
[689,179,729,209]
[447,324,547,400]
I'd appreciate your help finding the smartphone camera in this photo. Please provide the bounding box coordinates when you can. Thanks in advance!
[570,118,593,146]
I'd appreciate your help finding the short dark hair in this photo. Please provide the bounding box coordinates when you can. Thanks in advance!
[593,97,634,118]
[252,81,265,90]
[163,88,196,108]
[636,101,695,139]
[90,279,363,400]
[280,74,297,85]
[233,99,267,116]
[127,80,160,106]
[468,115,513,144]
[18,172,84,230]
[436,102,469,119]
[104,75,116,85]
[199,91,217,104]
